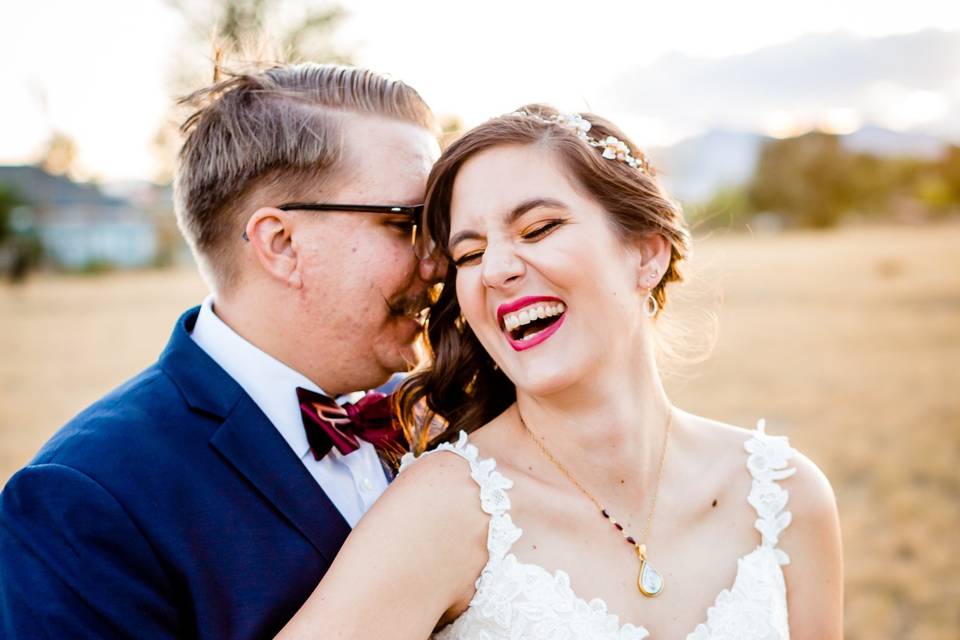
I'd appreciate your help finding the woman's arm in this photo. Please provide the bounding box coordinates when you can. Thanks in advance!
[277,450,490,639]
[781,451,844,639]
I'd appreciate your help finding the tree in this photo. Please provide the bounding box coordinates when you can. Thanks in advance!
[0,185,21,245]
[39,131,80,178]
[749,132,856,228]
[166,0,349,68]
[152,0,351,183]
[0,185,42,283]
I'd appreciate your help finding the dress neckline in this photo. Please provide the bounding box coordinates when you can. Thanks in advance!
[400,421,796,639]
[503,541,778,639]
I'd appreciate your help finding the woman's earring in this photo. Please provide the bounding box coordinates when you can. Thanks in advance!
[641,268,660,316]
[644,292,659,317]
[641,268,659,288]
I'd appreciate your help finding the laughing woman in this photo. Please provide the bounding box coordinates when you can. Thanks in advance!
[278,106,843,639]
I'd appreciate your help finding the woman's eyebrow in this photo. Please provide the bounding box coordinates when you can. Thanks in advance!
[448,197,570,251]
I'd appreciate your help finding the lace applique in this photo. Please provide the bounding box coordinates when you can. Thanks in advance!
[745,419,796,565]
[688,419,796,640]
[446,553,650,640]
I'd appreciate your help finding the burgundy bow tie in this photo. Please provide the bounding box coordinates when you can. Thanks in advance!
[296,387,406,461]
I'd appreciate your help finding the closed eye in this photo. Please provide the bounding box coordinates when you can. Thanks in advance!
[452,219,566,268]
[452,249,483,268]
[522,218,565,240]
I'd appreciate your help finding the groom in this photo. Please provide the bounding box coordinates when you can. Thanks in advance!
[0,64,440,638]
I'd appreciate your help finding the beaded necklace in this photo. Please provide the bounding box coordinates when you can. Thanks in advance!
[519,410,673,597]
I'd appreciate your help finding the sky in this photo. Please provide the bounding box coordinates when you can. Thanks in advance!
[1,0,958,182]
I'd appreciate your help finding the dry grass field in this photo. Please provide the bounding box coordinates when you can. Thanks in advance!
[1,223,957,639]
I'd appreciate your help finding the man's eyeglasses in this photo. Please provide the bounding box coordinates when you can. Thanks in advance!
[242,202,434,259]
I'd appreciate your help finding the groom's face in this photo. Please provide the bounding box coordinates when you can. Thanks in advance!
[292,115,440,392]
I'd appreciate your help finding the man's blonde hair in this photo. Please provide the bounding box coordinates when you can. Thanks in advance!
[174,63,438,290]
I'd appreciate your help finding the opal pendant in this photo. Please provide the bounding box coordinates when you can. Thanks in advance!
[637,559,664,597]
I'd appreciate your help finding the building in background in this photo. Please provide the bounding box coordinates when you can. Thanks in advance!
[0,165,166,270]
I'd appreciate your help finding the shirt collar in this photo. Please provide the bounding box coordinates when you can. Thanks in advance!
[190,295,322,459]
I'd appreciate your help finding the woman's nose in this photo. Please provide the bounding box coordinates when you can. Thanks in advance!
[481,242,524,289]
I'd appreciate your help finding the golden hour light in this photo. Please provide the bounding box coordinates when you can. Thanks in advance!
[820,108,862,135]
[0,3,958,640]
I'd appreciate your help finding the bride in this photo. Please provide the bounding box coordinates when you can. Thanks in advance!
[277,105,843,639]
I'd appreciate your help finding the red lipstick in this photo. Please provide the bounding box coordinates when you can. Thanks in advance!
[496,296,567,352]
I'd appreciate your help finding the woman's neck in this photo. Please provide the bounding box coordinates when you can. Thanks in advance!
[513,351,673,498]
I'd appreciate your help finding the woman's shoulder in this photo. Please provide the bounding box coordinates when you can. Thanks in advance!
[351,433,493,593]
[392,429,514,522]
[679,412,835,503]
[393,432,490,510]
[681,411,838,531]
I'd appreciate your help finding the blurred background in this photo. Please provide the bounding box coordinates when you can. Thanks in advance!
[1,1,958,638]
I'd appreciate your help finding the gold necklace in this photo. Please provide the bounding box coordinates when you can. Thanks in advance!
[518,409,673,598]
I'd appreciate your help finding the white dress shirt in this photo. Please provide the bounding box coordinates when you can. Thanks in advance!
[189,295,388,527]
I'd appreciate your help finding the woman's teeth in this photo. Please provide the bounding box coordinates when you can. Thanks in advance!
[503,302,566,332]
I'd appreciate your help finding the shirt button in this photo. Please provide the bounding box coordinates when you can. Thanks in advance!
[361,477,373,491]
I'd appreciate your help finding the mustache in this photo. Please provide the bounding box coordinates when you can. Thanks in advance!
[385,291,432,319]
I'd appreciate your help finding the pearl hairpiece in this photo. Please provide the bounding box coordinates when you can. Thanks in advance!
[509,110,652,175]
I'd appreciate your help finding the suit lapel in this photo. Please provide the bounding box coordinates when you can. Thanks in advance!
[210,396,351,563]
[160,307,352,564]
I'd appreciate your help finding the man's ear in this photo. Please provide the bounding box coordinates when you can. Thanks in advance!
[634,231,671,290]
[244,207,303,288]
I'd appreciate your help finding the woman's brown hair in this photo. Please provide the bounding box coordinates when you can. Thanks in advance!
[397,104,691,454]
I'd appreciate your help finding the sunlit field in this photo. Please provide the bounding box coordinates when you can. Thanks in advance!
[1,223,957,640]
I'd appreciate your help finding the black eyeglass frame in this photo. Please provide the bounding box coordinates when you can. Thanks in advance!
[276,202,424,216]
[241,203,428,256]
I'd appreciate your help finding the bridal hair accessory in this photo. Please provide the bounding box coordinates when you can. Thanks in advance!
[509,110,653,175]
[519,408,674,597]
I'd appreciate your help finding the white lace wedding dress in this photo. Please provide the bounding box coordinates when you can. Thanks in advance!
[398,419,797,640]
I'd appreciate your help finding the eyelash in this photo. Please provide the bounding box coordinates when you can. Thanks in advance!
[452,219,565,268]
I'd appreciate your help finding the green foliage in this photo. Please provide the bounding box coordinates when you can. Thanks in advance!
[743,134,960,228]
[690,185,753,231]
[749,132,855,227]
[930,145,960,207]
[0,184,24,245]
[77,259,116,275]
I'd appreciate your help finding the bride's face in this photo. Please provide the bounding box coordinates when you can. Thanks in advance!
[448,143,648,396]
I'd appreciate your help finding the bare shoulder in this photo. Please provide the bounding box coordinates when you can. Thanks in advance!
[280,438,494,637]
[784,448,839,520]
[328,441,491,624]
[672,411,759,478]
[348,445,492,569]
[682,413,844,609]
[376,442,491,540]
[677,410,755,448]
[675,411,839,513]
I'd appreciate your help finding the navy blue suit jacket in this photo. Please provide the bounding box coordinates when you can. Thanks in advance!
[0,307,352,639]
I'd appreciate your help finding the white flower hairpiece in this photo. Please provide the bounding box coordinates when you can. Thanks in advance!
[509,110,652,174]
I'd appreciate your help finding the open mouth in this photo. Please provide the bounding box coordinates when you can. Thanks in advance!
[498,297,567,350]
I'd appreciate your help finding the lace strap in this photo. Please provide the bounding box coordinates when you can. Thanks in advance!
[743,419,797,566]
[399,431,522,565]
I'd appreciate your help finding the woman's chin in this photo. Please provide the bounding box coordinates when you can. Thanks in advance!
[508,364,580,398]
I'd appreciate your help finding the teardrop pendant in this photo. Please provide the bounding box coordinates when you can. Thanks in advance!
[637,559,664,597]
